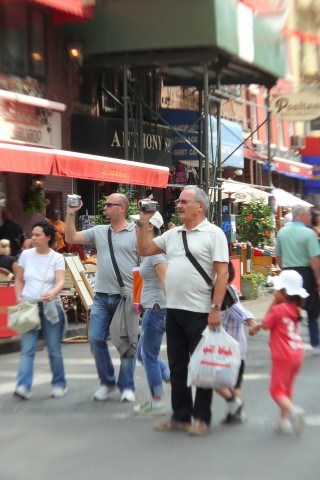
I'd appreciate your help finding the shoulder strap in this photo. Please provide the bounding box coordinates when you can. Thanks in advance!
[107,227,124,288]
[181,231,213,287]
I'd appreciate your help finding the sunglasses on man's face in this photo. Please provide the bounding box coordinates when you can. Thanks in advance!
[104,203,122,208]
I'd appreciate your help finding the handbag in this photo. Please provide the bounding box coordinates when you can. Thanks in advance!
[181,231,236,311]
[7,301,40,335]
[7,251,54,334]
[187,326,241,389]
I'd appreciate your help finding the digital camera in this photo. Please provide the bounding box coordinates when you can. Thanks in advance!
[138,200,158,212]
[66,194,81,207]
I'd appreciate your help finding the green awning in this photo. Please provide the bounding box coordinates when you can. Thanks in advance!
[65,0,285,86]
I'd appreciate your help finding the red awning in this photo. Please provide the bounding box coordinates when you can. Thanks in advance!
[32,0,93,18]
[0,142,169,188]
[0,1,94,23]
[244,147,268,160]
[272,156,313,179]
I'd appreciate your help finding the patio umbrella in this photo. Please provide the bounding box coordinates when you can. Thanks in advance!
[220,181,271,203]
[272,188,313,208]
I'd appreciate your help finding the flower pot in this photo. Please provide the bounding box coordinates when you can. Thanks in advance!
[241,279,261,300]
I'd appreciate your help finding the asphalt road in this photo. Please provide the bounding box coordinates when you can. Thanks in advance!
[1,291,320,480]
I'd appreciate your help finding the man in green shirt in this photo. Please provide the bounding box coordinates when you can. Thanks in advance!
[275,205,320,355]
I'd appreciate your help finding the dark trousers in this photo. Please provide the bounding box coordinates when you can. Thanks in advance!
[166,308,213,425]
[283,266,320,347]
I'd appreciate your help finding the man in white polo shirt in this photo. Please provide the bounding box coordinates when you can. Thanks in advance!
[136,185,229,436]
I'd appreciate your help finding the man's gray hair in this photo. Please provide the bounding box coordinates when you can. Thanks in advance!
[292,204,310,220]
[183,185,209,212]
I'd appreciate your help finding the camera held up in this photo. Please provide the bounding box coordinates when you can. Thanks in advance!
[67,194,82,207]
[138,199,158,212]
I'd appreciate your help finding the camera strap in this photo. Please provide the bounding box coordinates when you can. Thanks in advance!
[107,227,124,288]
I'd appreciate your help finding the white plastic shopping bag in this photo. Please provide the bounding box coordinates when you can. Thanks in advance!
[187,326,241,389]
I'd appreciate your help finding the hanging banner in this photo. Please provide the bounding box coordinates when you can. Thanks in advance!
[271,91,320,121]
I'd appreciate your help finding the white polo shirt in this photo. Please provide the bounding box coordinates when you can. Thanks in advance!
[153,219,229,313]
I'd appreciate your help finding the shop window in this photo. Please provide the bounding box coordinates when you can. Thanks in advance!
[0,4,46,80]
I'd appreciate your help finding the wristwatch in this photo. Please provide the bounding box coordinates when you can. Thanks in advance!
[211,304,221,310]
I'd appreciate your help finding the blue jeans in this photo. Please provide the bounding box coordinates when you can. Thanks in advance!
[137,308,169,397]
[17,305,66,391]
[88,293,135,392]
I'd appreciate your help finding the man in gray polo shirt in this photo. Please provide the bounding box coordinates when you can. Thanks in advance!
[65,193,138,402]
[136,185,229,436]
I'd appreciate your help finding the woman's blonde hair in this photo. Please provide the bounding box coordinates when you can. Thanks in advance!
[0,239,11,256]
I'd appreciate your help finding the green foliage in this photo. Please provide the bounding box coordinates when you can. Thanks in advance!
[94,187,139,225]
[237,199,274,247]
[241,271,265,288]
[24,188,46,214]
[169,210,183,227]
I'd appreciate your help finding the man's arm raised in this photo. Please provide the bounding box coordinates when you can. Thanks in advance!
[65,202,86,245]
[136,210,164,256]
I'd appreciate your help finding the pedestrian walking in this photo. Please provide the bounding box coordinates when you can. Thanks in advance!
[132,211,170,416]
[275,204,320,355]
[136,185,229,436]
[65,193,138,403]
[249,270,307,436]
[215,262,257,424]
[14,221,67,400]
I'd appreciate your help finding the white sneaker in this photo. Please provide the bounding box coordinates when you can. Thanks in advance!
[289,407,305,436]
[227,397,243,415]
[51,387,67,398]
[14,385,32,400]
[120,389,135,403]
[312,346,320,356]
[274,418,293,435]
[94,384,116,401]
[133,401,166,416]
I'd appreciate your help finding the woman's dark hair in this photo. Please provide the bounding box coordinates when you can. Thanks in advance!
[32,220,56,247]
[152,225,161,237]
[228,261,235,283]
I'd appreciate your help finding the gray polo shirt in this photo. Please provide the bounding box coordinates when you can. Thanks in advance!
[140,253,167,309]
[82,222,138,293]
[153,218,229,313]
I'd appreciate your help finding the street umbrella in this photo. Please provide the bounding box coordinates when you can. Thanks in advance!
[272,188,313,208]
[220,181,271,203]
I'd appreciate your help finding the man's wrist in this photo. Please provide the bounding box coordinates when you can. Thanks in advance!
[66,211,75,216]
[211,304,221,310]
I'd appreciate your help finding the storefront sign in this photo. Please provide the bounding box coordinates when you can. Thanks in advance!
[160,109,200,162]
[71,114,172,168]
[271,91,320,121]
[0,99,62,147]
[208,116,244,169]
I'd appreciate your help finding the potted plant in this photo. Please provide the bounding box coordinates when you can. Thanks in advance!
[24,188,46,214]
[237,199,274,247]
[241,271,266,300]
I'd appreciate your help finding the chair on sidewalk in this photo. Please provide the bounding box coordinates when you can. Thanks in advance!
[0,268,14,286]
[62,253,94,343]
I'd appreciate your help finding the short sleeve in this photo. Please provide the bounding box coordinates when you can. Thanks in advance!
[263,305,279,330]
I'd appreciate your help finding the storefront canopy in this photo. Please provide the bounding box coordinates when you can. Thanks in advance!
[65,0,285,86]
[0,0,94,23]
[0,142,169,188]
